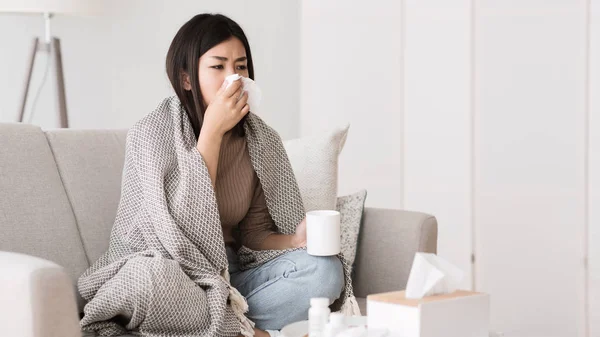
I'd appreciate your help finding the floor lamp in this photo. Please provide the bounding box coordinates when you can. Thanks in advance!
[0,1,95,128]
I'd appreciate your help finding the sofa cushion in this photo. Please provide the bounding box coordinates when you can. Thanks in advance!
[0,123,89,310]
[45,129,128,265]
[283,125,349,211]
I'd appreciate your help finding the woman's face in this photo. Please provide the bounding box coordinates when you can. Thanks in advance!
[197,37,249,107]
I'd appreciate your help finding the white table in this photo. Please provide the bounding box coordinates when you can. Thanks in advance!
[280,316,505,337]
[281,316,367,337]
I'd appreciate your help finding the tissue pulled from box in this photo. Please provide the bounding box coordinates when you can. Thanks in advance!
[224,74,262,114]
[405,253,464,299]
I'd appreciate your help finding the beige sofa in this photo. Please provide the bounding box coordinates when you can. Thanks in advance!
[0,122,437,336]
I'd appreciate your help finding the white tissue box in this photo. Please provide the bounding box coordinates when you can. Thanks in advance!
[367,290,489,337]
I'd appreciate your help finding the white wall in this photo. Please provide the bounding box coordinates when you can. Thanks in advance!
[300,0,403,209]
[589,1,600,336]
[402,0,473,290]
[0,0,301,139]
[475,1,588,335]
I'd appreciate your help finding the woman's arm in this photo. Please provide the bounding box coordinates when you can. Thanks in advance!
[259,231,305,251]
[259,217,306,250]
[239,177,307,251]
[196,77,248,188]
[196,129,223,188]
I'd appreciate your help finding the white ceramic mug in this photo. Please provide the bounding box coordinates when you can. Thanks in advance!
[306,210,341,256]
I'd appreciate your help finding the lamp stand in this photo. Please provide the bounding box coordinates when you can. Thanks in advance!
[18,13,69,128]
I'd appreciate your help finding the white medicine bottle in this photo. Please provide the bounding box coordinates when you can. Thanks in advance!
[308,297,330,337]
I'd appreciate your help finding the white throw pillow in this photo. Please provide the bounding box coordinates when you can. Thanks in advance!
[283,125,349,212]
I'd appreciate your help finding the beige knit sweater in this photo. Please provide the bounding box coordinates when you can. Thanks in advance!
[215,130,277,250]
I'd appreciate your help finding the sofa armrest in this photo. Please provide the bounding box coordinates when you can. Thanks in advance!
[0,251,80,337]
[352,207,438,298]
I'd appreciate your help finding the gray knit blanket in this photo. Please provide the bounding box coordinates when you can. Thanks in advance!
[77,96,360,337]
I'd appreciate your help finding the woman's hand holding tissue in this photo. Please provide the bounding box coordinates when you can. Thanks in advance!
[224,74,262,114]
[202,77,249,137]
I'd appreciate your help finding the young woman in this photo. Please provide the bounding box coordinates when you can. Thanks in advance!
[165,13,344,336]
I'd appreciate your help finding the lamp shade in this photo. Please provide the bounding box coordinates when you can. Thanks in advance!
[0,0,96,15]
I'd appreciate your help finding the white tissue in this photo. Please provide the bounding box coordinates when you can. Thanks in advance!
[405,253,464,299]
[224,74,262,114]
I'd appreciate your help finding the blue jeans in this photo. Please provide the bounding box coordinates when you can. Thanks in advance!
[226,247,345,330]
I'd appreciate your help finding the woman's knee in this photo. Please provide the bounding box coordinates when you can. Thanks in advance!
[294,252,345,300]
[315,255,344,298]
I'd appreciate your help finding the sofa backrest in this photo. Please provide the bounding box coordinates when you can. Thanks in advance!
[44,129,128,264]
[0,123,91,310]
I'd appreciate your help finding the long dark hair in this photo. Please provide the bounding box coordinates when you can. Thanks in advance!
[166,14,254,139]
